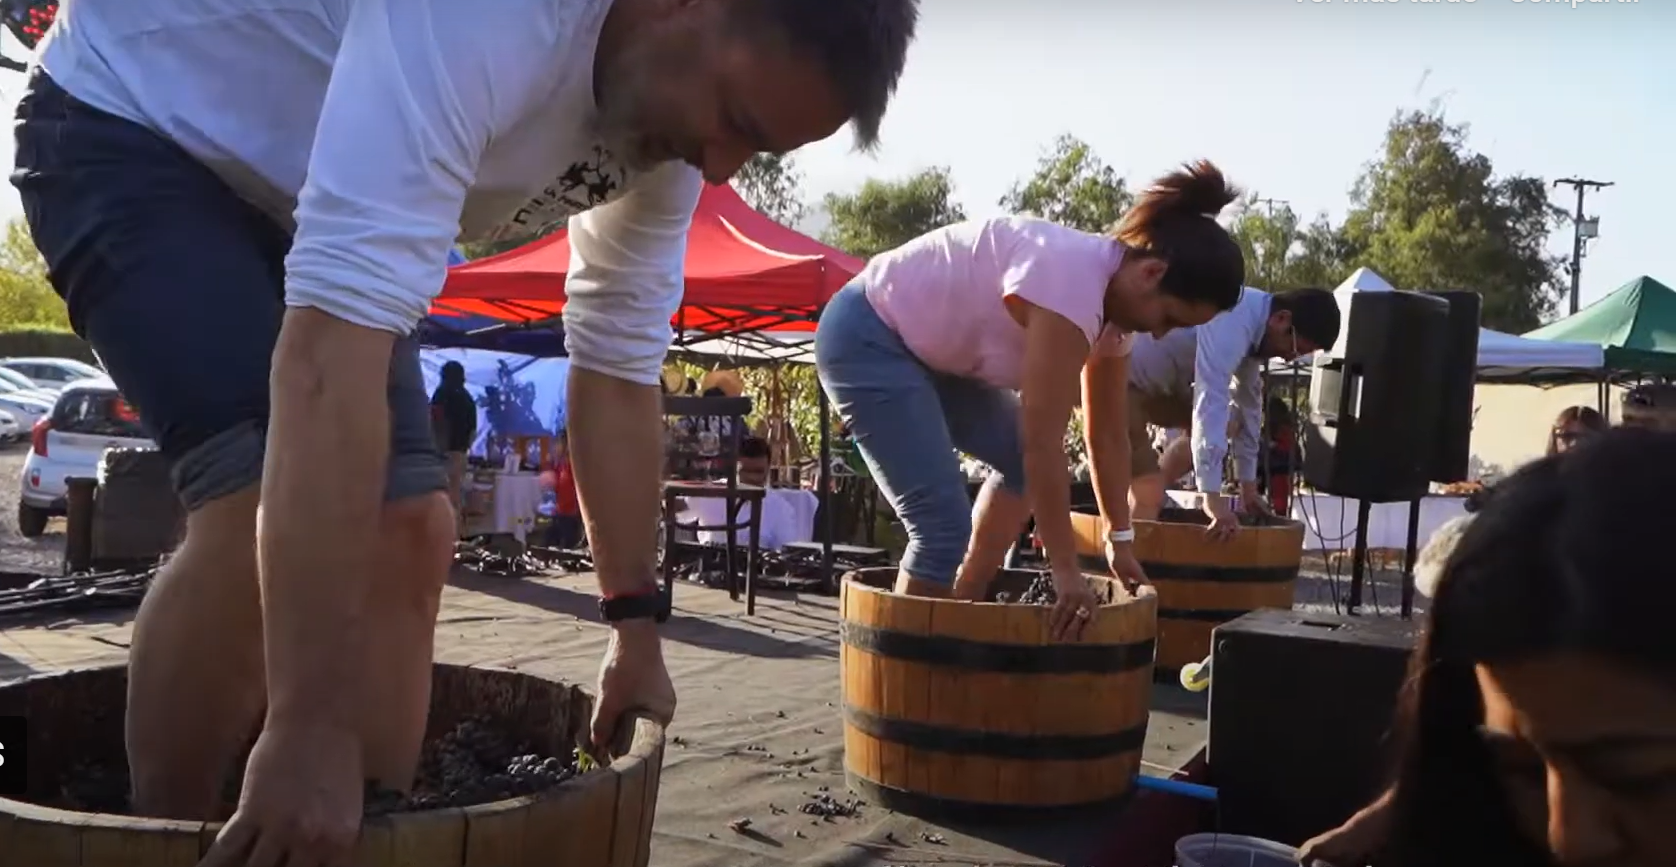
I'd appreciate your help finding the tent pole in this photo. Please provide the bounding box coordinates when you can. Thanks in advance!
[819,383,833,587]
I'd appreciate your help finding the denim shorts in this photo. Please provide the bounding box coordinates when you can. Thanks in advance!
[11,70,444,511]
[814,284,1025,586]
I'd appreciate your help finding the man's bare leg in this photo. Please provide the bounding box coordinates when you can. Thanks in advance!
[1130,473,1167,521]
[359,491,455,790]
[127,487,265,819]
[951,476,1030,600]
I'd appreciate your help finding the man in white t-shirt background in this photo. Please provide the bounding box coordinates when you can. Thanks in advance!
[13,1,918,863]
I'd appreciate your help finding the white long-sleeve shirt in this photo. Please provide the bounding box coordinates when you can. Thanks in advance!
[37,0,700,386]
[1127,288,1272,492]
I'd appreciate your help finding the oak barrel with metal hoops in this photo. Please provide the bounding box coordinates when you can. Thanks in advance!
[839,567,1157,817]
[1071,506,1304,674]
[0,663,665,867]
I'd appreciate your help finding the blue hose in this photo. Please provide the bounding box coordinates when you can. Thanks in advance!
[1135,774,1218,802]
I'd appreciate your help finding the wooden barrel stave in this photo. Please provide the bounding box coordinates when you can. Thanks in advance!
[840,568,1156,816]
[1069,508,1304,673]
[0,664,665,867]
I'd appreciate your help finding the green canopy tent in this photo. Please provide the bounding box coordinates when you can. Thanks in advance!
[1524,276,1676,376]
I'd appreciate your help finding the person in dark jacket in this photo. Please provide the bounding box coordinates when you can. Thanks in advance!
[430,361,478,514]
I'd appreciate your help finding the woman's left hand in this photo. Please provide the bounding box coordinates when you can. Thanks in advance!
[1106,539,1150,591]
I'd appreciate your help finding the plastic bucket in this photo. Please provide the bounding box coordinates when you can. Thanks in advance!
[1175,832,1300,867]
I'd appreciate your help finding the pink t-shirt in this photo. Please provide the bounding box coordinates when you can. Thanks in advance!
[861,217,1132,390]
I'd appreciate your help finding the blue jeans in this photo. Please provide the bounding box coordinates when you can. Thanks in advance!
[815,284,1025,586]
[11,70,444,511]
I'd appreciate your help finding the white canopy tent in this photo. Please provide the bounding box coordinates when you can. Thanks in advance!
[1325,267,1604,380]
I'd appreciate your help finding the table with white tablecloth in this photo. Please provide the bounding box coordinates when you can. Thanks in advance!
[461,470,544,542]
[1162,489,1470,553]
[678,487,821,550]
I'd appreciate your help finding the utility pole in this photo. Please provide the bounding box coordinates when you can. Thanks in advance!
[1250,198,1291,289]
[1553,178,1613,315]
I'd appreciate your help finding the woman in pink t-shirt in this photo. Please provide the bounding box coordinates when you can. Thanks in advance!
[814,162,1245,637]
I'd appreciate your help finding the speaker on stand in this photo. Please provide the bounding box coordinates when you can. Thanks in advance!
[1301,290,1479,616]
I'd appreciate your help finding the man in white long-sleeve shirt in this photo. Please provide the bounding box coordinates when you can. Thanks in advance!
[15,1,917,863]
[1125,287,1339,537]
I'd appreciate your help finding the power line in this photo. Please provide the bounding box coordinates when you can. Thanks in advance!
[1253,197,1290,217]
[1553,178,1613,315]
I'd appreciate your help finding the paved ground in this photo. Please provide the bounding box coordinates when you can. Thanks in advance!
[0,445,66,576]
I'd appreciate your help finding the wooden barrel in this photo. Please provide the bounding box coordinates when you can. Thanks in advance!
[1071,507,1303,674]
[0,663,665,866]
[840,567,1157,817]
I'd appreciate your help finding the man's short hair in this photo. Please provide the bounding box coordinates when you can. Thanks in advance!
[739,435,771,459]
[733,0,920,150]
[1272,287,1341,350]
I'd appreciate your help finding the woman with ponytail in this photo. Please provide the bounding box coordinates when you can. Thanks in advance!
[814,161,1246,639]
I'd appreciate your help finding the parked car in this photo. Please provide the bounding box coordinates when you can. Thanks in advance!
[0,408,19,444]
[18,377,155,538]
[0,356,106,394]
[0,378,54,431]
[0,367,55,400]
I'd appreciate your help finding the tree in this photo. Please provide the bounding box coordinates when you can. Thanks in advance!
[821,167,966,259]
[1226,195,1355,291]
[0,219,70,330]
[1340,108,1564,332]
[732,153,806,225]
[999,134,1132,233]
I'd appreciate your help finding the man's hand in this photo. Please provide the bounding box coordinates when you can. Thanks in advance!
[1048,566,1098,642]
[1203,495,1239,543]
[199,722,362,867]
[1105,539,1150,592]
[590,621,677,752]
[1238,481,1273,517]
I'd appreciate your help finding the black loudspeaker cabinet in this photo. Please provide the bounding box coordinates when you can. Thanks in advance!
[1303,291,1450,501]
[1207,609,1419,848]
[1425,292,1482,484]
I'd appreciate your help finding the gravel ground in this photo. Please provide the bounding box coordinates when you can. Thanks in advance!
[0,444,70,576]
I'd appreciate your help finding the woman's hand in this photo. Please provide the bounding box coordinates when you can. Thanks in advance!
[1297,791,1392,867]
[1105,539,1150,592]
[1048,566,1097,642]
[1203,495,1239,543]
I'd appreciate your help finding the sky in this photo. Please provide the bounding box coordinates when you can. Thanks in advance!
[0,0,1668,321]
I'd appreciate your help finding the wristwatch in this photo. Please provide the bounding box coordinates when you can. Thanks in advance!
[598,589,670,624]
[1107,527,1136,545]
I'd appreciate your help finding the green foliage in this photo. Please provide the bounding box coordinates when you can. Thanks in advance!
[1340,108,1565,331]
[821,167,966,259]
[999,134,1132,233]
[457,219,567,261]
[1226,196,1354,291]
[731,153,807,225]
[0,219,70,331]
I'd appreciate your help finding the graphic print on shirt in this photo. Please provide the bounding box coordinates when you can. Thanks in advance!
[478,145,634,243]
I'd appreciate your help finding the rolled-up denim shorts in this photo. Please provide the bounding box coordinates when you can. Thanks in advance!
[814,283,1025,586]
[11,70,444,511]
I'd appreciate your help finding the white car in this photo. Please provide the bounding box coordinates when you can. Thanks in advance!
[18,377,155,538]
[0,356,106,395]
[0,379,54,431]
[0,408,19,444]
[0,367,55,401]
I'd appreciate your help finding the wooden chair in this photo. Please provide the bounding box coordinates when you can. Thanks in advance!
[661,395,764,614]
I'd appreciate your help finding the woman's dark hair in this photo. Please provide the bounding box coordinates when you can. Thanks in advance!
[1111,160,1244,312]
[1545,404,1607,456]
[440,361,465,385]
[1382,427,1676,867]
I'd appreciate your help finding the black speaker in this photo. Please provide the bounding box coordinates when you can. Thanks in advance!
[1207,609,1419,847]
[1303,291,1450,501]
[1425,292,1481,484]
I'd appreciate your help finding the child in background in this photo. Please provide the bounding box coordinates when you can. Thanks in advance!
[547,432,584,549]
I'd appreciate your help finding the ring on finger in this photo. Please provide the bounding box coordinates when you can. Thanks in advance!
[1075,607,1091,619]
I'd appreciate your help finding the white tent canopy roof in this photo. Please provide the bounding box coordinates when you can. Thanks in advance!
[1325,268,1603,377]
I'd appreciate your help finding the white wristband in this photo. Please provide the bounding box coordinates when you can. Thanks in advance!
[1107,527,1135,544]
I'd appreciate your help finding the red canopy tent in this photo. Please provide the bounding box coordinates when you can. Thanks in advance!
[435,183,862,353]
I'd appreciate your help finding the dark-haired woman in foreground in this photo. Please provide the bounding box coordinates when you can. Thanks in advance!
[1299,425,1676,867]
[814,161,1246,640]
